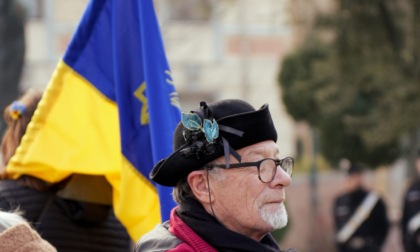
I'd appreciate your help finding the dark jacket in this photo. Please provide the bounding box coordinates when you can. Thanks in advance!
[333,187,389,252]
[0,179,131,252]
[136,197,297,252]
[402,179,420,252]
[136,208,218,252]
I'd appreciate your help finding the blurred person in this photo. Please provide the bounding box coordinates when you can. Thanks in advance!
[136,99,297,252]
[333,162,389,252]
[0,209,56,252]
[401,150,420,252]
[0,0,26,136]
[0,89,131,252]
[0,89,42,169]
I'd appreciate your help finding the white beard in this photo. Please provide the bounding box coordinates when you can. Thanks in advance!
[260,202,288,229]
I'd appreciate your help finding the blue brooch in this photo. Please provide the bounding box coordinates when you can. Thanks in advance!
[180,112,219,159]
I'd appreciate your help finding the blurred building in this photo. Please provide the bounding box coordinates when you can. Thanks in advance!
[18,0,296,157]
[15,1,407,251]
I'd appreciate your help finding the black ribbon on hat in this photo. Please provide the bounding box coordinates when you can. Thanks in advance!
[181,101,244,167]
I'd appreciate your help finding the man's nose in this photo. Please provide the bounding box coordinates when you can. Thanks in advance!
[271,166,292,187]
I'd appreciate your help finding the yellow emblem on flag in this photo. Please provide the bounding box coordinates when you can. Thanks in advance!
[134,82,149,125]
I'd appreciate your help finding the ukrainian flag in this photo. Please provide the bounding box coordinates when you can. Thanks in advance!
[6,0,181,241]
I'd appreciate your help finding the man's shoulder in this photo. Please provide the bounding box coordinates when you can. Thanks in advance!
[135,221,183,252]
[334,190,363,202]
[334,189,377,209]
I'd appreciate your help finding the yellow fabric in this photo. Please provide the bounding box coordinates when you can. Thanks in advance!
[6,60,161,240]
[8,61,119,180]
[107,159,160,239]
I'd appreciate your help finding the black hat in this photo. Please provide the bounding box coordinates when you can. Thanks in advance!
[347,163,364,175]
[150,99,278,186]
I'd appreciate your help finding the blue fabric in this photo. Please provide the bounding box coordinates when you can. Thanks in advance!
[62,0,180,221]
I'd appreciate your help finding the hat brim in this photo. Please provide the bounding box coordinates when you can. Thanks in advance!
[150,104,277,186]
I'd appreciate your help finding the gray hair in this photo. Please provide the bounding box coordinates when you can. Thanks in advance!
[172,176,193,204]
[172,164,225,204]
[0,209,26,233]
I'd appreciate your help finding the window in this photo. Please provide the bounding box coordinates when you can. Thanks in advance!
[17,0,43,19]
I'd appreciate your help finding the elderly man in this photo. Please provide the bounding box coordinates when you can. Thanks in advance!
[136,99,295,252]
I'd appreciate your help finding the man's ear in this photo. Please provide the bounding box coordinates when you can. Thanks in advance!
[187,170,212,204]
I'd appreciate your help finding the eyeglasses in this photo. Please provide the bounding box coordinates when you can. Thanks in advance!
[206,157,294,183]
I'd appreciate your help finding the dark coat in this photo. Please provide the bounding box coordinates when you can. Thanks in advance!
[0,179,131,252]
[137,197,297,252]
[333,187,389,252]
[402,179,420,252]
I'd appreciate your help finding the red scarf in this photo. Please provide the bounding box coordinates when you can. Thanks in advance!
[172,198,296,252]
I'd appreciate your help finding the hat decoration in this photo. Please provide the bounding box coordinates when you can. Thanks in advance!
[149,99,278,186]
[180,112,219,158]
[180,101,243,166]
[9,101,26,120]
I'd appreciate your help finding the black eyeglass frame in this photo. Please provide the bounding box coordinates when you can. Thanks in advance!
[205,157,294,183]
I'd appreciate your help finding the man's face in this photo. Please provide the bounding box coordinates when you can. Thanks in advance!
[345,173,362,191]
[208,140,292,241]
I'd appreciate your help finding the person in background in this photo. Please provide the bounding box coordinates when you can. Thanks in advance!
[0,209,57,252]
[0,89,131,252]
[333,162,389,252]
[0,89,42,171]
[136,99,297,252]
[401,150,420,252]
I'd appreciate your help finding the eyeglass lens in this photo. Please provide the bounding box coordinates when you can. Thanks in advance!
[259,158,293,183]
